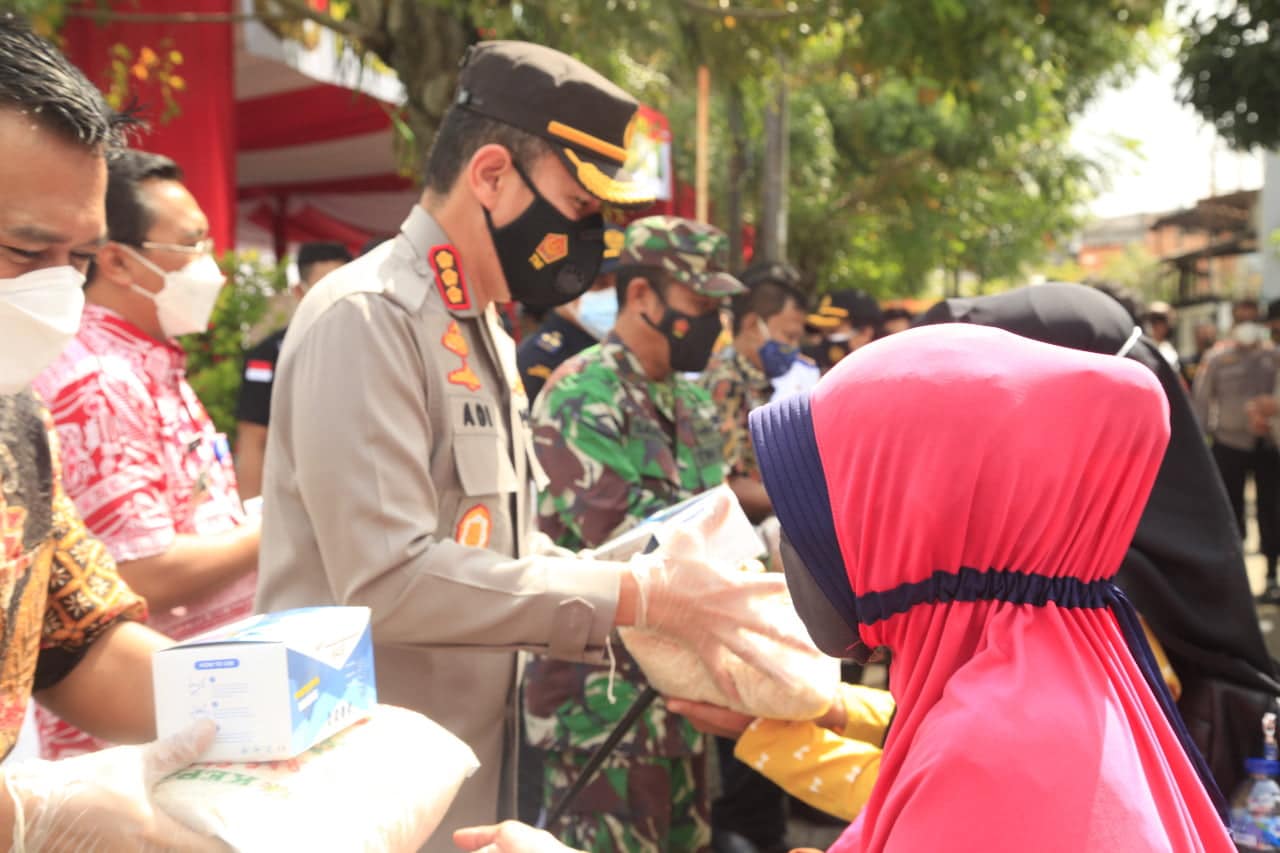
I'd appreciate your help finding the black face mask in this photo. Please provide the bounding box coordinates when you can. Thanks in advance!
[643,289,723,373]
[484,163,605,311]
[780,530,883,664]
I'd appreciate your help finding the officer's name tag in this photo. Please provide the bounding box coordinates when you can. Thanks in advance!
[449,395,500,434]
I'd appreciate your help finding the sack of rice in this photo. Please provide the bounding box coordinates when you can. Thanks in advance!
[619,588,839,721]
[154,704,478,852]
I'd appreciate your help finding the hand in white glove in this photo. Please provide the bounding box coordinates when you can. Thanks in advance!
[454,821,583,853]
[6,718,227,852]
[628,494,809,701]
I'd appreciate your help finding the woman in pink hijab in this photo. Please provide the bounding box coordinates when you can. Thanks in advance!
[748,323,1233,851]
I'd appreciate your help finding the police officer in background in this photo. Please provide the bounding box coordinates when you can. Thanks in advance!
[235,241,353,500]
[802,289,883,372]
[255,41,791,852]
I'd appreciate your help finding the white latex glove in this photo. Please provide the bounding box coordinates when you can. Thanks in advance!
[628,494,807,701]
[6,718,227,852]
[454,821,583,853]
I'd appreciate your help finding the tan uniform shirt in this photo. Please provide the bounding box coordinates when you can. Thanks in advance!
[1192,343,1280,451]
[256,206,620,851]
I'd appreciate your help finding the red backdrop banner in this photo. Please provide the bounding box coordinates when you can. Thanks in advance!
[63,0,237,250]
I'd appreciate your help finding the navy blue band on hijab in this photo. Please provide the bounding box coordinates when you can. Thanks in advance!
[853,568,1112,626]
[855,566,1228,822]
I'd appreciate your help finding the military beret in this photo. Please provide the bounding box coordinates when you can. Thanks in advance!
[455,41,654,208]
[618,216,745,297]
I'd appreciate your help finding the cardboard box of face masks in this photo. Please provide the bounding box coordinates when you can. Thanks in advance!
[153,606,377,762]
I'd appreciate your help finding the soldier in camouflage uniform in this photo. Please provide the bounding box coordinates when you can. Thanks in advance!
[526,216,745,852]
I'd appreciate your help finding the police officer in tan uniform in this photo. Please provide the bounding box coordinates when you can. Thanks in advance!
[256,42,791,852]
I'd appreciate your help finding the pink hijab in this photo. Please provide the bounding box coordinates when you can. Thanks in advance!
[750,325,1232,852]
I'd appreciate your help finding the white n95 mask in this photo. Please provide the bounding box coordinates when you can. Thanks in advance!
[0,265,85,394]
[124,246,226,338]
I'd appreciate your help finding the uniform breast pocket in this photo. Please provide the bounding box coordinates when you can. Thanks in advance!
[449,395,519,497]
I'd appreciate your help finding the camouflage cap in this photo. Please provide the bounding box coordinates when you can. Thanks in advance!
[618,215,745,297]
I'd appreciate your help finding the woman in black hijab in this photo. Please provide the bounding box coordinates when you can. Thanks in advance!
[918,282,1279,796]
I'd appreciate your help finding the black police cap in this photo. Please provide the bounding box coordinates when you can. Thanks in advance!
[455,41,654,208]
[807,289,884,330]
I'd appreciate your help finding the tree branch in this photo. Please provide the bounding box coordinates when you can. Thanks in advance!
[65,0,383,50]
[64,8,293,23]
[676,0,795,20]
[263,0,383,49]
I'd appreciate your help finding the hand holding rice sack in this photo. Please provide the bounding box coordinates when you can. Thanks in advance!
[621,492,839,719]
[4,719,226,853]
[453,821,583,853]
[152,705,478,853]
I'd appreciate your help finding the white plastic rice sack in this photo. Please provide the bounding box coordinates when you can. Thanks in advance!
[619,590,840,721]
[154,704,479,853]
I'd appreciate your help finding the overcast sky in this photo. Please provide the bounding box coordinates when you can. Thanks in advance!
[1070,0,1265,221]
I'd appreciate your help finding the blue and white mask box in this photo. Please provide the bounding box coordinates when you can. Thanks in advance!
[153,606,376,762]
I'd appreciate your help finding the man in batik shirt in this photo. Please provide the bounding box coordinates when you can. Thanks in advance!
[33,150,259,757]
[0,24,220,850]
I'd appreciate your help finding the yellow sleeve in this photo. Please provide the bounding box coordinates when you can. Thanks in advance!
[733,718,881,822]
[1140,616,1182,702]
[838,683,895,745]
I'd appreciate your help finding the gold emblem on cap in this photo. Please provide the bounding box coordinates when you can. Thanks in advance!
[623,113,639,155]
[562,150,655,207]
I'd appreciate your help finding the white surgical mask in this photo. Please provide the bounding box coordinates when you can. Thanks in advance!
[0,265,85,394]
[1233,322,1266,348]
[576,287,619,340]
[124,245,225,338]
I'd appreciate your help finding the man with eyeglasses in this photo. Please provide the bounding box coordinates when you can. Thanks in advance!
[33,149,259,759]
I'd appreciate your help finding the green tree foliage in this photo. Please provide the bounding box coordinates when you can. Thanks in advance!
[488,1,1157,295]
[1177,0,1280,151]
[37,0,1159,298]
[181,252,290,439]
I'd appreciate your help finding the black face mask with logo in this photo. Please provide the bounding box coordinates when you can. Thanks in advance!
[484,162,605,312]
[643,287,723,373]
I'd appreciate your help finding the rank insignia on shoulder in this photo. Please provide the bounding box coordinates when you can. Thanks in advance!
[536,330,563,353]
[442,321,469,358]
[429,244,471,311]
[448,362,483,392]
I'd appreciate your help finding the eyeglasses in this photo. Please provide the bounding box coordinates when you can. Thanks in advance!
[137,238,215,256]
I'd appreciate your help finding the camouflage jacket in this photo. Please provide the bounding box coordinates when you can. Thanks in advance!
[524,334,724,756]
[699,344,771,482]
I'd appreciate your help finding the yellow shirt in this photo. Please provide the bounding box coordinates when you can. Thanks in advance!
[733,627,1179,823]
[734,683,894,822]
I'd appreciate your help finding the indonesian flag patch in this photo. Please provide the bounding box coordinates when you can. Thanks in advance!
[244,360,274,383]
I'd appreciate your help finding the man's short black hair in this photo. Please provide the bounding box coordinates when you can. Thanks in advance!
[614,264,667,310]
[730,280,804,334]
[104,149,183,248]
[297,241,352,283]
[0,15,134,150]
[423,106,553,196]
